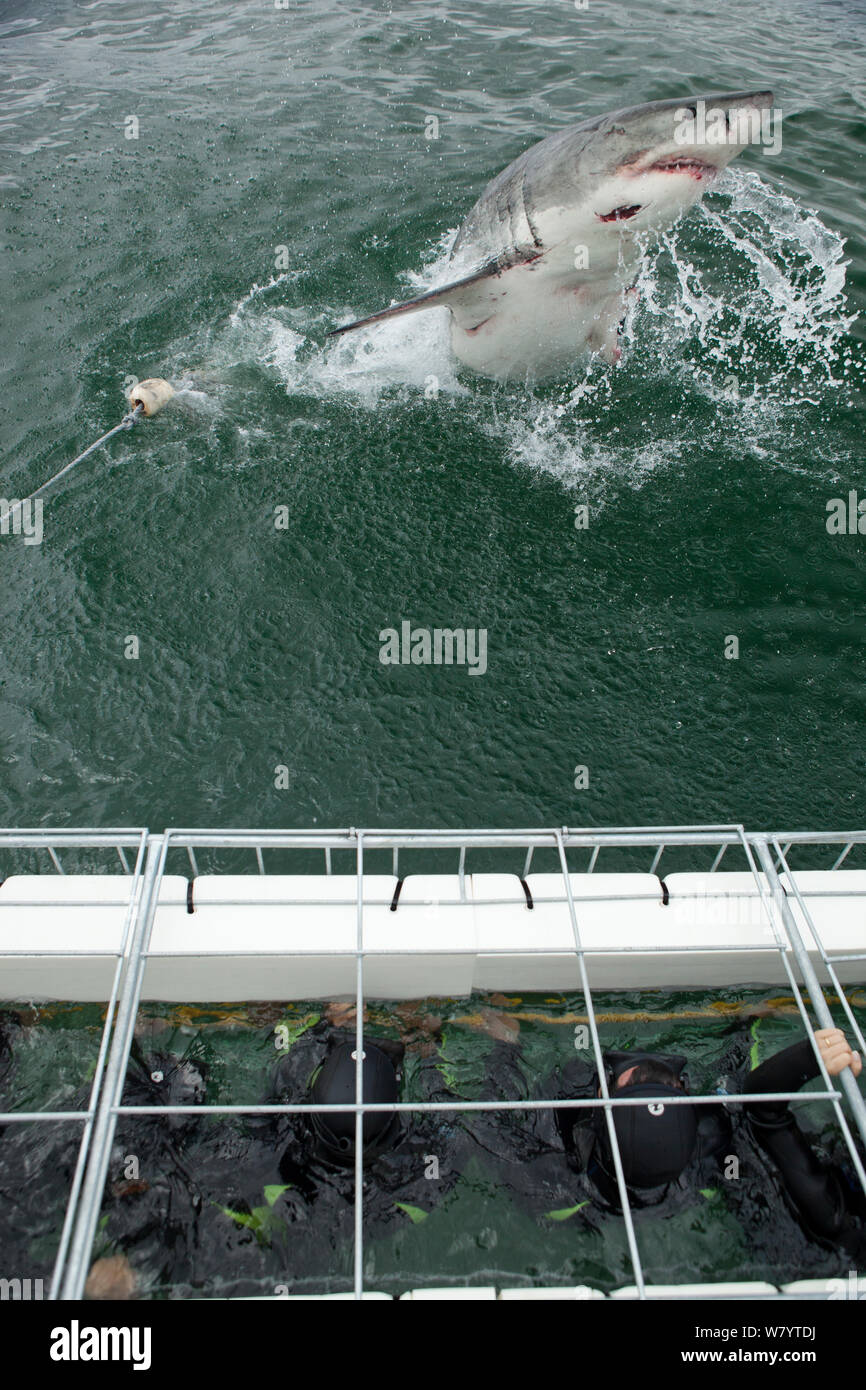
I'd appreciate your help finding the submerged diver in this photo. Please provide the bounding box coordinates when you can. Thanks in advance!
[260,1020,466,1209]
[570,1027,864,1250]
[471,1024,865,1258]
[96,1016,468,1296]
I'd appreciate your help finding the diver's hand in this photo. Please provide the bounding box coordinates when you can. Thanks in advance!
[814,1027,862,1077]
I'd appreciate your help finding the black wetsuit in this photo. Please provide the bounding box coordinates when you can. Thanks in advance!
[742,1039,865,1253]
[254,1023,466,1214]
[100,1022,469,1296]
[556,1050,732,1213]
[469,1035,865,1258]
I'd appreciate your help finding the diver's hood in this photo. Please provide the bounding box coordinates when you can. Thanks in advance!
[593,1051,698,1192]
[604,1050,689,1088]
[309,1041,402,1166]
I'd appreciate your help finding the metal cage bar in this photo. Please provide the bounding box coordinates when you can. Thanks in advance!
[0,829,149,1299]
[831,843,854,871]
[553,829,646,1298]
[59,834,169,1298]
[771,838,866,1058]
[48,832,149,1299]
[742,833,866,1185]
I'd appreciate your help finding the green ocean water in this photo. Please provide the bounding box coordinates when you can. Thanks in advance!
[0,0,864,834]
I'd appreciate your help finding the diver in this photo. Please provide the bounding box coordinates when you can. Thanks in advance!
[555,1026,863,1236]
[471,1024,866,1257]
[261,1018,467,1210]
[571,1028,862,1245]
[95,1014,470,1296]
[258,1027,405,1199]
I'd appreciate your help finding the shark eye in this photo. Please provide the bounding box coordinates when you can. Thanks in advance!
[599,204,642,223]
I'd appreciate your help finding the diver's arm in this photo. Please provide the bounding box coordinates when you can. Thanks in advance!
[744,1029,862,1243]
[743,1039,818,1124]
[745,1028,862,1123]
[748,1105,847,1242]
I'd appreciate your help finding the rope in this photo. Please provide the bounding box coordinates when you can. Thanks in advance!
[1,403,144,524]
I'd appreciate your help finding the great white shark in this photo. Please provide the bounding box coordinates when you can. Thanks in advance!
[330,90,773,381]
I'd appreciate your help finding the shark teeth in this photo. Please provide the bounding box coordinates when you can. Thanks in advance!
[649,157,717,179]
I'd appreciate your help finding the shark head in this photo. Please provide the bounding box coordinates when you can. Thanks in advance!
[537,90,775,246]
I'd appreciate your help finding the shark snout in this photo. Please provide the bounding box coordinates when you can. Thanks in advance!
[676,90,777,167]
[689,89,773,113]
[628,89,773,121]
[617,89,778,182]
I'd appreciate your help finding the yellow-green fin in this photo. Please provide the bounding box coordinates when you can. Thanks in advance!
[394,1202,429,1224]
[544,1201,589,1221]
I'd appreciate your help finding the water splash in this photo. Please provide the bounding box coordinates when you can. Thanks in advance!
[627,167,857,408]
[220,169,858,491]
[228,271,303,327]
[220,228,466,406]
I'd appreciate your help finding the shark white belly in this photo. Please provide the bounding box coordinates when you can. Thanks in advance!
[450,276,632,378]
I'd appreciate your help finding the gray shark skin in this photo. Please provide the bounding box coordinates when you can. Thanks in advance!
[330,90,774,382]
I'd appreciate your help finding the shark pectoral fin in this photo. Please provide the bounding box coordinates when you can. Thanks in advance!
[328,263,504,338]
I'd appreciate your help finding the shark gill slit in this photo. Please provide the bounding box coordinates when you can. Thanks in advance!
[520,170,545,250]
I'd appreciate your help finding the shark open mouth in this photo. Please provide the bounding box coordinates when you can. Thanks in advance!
[599,204,643,223]
[649,156,717,180]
